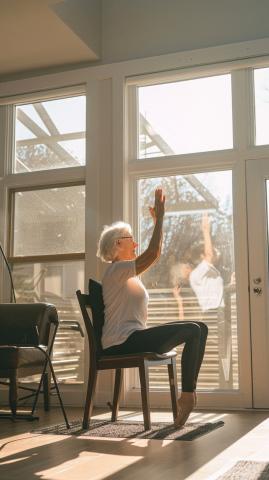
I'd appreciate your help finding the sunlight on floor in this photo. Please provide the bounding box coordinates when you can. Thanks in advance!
[1,410,269,480]
[185,416,269,480]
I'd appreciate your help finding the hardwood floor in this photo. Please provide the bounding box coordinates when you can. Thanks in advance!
[0,407,269,479]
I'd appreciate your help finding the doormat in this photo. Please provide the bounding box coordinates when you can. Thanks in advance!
[217,460,269,479]
[33,418,224,441]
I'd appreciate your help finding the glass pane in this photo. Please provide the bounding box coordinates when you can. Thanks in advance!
[138,171,238,391]
[139,74,233,158]
[254,68,269,146]
[13,185,85,256]
[12,260,85,383]
[15,95,86,172]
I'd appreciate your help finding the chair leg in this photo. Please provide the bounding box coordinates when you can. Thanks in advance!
[83,368,98,430]
[43,371,51,412]
[31,360,49,417]
[168,358,178,421]
[31,348,69,428]
[111,369,123,422]
[47,356,70,429]
[9,373,17,416]
[139,363,151,430]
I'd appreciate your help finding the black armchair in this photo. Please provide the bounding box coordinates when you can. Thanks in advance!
[0,303,69,427]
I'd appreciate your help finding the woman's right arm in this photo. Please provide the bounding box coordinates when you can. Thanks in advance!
[135,188,165,275]
[173,285,184,321]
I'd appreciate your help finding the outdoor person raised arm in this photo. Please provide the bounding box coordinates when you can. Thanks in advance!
[189,213,224,313]
[97,188,208,427]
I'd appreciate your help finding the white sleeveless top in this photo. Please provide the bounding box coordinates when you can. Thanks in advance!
[101,260,149,349]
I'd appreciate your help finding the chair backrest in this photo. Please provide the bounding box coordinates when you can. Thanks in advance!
[76,279,105,357]
[0,303,58,349]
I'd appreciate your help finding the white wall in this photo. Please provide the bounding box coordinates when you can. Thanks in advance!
[101,0,269,63]
[52,0,102,59]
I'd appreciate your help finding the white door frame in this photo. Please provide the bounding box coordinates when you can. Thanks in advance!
[247,158,269,408]
[125,159,253,410]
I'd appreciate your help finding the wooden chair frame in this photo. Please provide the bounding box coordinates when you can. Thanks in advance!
[76,280,178,430]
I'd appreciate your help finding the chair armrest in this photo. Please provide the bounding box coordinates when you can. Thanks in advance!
[0,303,58,346]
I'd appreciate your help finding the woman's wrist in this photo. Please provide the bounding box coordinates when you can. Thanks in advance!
[155,215,164,224]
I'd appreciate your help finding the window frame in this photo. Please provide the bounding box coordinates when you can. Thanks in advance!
[124,65,257,409]
[8,181,86,264]
[0,86,87,394]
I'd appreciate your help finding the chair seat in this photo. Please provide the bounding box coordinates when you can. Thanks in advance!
[98,349,177,369]
[0,345,47,370]
[100,349,176,361]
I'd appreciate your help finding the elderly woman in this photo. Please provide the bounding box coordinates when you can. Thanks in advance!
[97,188,208,426]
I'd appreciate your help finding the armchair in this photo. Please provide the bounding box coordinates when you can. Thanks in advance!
[0,303,69,427]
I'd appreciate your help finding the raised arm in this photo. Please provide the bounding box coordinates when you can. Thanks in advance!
[135,188,165,275]
[201,212,214,264]
[173,285,184,321]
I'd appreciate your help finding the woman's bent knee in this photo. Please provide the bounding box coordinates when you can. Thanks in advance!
[196,321,208,337]
[187,322,202,338]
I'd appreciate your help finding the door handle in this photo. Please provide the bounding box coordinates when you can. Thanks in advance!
[253,287,262,295]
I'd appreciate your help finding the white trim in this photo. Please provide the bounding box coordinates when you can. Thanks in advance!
[85,78,100,282]
[0,85,86,105]
[3,166,86,190]
[126,85,138,163]
[231,69,252,151]
[112,73,127,220]
[1,38,269,98]
[246,158,269,407]
[128,151,238,178]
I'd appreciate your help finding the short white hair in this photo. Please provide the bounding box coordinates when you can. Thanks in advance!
[96,221,132,262]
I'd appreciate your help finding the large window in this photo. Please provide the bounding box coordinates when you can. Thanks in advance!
[7,91,86,384]
[15,95,85,172]
[128,71,240,397]
[139,74,233,158]
[12,186,85,256]
[138,172,238,391]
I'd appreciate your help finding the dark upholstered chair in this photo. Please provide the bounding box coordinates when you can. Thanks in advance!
[0,303,69,427]
[76,279,178,430]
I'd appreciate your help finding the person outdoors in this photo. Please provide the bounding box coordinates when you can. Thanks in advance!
[189,212,235,384]
[96,188,208,427]
[189,213,224,314]
[172,261,202,322]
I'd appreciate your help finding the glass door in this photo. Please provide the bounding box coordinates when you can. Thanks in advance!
[127,166,253,409]
[126,69,254,408]
[247,158,269,408]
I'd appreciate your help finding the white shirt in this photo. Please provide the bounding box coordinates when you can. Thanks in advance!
[189,259,224,312]
[101,260,149,349]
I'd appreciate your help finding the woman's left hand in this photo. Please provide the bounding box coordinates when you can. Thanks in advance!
[149,188,165,223]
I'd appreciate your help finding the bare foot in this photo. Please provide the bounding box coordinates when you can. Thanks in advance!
[174,392,195,427]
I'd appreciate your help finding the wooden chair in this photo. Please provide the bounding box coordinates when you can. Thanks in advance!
[0,303,69,427]
[76,279,178,430]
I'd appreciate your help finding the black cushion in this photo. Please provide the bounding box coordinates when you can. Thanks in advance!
[88,279,105,354]
[0,303,58,346]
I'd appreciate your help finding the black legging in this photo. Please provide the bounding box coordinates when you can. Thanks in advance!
[103,321,208,392]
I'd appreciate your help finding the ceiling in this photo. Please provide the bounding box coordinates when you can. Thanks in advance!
[0,0,99,80]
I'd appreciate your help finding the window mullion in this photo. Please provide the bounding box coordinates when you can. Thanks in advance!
[231,69,254,151]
